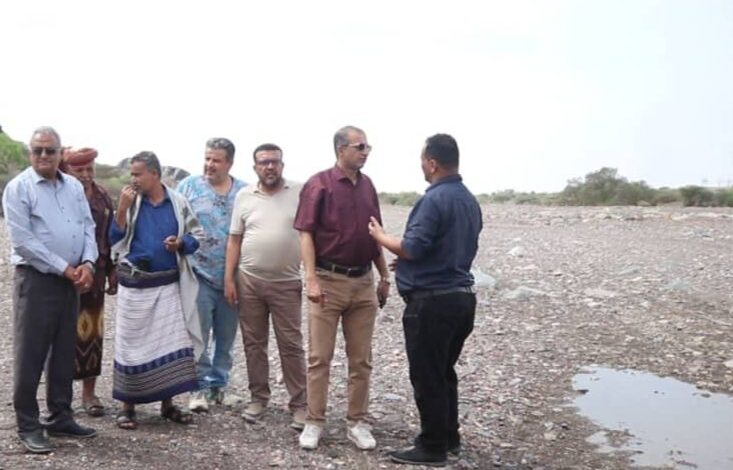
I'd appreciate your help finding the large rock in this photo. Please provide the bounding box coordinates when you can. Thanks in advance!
[116,157,190,188]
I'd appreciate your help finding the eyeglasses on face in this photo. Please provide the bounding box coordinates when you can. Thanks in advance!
[255,158,283,167]
[346,143,372,152]
[31,147,59,156]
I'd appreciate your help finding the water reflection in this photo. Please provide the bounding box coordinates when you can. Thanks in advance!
[572,366,733,469]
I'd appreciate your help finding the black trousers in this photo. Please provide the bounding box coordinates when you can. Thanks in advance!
[402,292,476,453]
[13,266,79,435]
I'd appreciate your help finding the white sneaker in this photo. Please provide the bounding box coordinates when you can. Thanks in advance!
[299,423,322,450]
[347,422,376,450]
[188,391,209,413]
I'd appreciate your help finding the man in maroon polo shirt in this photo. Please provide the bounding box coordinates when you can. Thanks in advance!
[294,125,390,451]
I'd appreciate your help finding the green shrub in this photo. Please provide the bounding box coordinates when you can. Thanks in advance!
[95,162,122,179]
[561,168,659,206]
[0,133,29,176]
[488,190,515,203]
[713,188,733,207]
[475,193,492,204]
[653,187,681,205]
[378,192,421,206]
[514,192,543,205]
[679,186,715,206]
[612,180,656,206]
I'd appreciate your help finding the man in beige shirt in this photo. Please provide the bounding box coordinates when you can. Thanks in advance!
[224,143,307,430]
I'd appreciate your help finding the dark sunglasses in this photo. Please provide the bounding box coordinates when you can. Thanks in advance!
[31,146,59,157]
[347,143,372,152]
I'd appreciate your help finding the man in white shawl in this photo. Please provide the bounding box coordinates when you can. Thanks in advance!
[109,151,204,430]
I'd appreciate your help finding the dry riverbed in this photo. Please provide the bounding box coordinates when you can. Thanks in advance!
[0,204,731,469]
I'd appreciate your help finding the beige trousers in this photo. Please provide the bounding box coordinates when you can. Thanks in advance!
[305,268,377,424]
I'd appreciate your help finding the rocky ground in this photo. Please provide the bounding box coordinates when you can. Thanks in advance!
[0,204,731,470]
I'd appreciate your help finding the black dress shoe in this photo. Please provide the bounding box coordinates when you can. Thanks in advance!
[46,420,97,438]
[390,446,447,467]
[448,443,461,457]
[19,431,54,454]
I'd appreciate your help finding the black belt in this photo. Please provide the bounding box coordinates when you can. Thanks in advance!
[402,286,476,302]
[316,260,371,278]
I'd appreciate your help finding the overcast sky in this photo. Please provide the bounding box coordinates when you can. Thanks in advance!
[2,0,732,193]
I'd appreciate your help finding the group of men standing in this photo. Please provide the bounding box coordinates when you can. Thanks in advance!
[4,125,481,467]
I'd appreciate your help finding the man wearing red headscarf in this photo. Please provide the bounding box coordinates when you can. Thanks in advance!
[63,147,117,417]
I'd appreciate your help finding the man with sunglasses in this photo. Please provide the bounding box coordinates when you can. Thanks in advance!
[177,138,247,412]
[3,126,99,453]
[294,126,390,451]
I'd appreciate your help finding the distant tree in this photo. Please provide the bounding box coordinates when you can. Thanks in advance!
[680,186,715,206]
[612,180,655,205]
[579,167,624,205]
[0,133,29,177]
[378,192,421,206]
[561,167,656,206]
[652,187,681,205]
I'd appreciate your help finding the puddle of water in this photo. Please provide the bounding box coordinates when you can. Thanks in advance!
[572,366,733,469]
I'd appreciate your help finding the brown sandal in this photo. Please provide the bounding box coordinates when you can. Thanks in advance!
[116,409,137,430]
[83,396,105,417]
[161,405,193,425]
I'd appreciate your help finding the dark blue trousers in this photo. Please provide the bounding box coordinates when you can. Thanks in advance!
[13,266,79,435]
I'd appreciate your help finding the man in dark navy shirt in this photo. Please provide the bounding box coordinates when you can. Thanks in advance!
[369,133,482,467]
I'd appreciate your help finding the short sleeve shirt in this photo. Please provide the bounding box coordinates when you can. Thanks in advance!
[177,175,247,287]
[230,180,302,282]
[293,166,382,267]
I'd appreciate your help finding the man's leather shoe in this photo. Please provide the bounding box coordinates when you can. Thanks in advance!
[448,443,461,457]
[18,430,54,454]
[390,446,447,467]
[46,420,97,438]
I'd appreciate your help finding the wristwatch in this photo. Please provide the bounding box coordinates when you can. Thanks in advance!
[82,260,96,275]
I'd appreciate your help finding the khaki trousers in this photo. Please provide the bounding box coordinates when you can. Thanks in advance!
[237,272,307,411]
[306,268,377,424]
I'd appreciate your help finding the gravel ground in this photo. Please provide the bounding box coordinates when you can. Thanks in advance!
[0,204,732,470]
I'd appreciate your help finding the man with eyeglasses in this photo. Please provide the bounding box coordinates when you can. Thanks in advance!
[224,143,307,430]
[294,125,390,451]
[2,126,99,453]
[176,138,247,412]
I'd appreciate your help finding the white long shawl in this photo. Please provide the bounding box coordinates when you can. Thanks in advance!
[110,185,205,360]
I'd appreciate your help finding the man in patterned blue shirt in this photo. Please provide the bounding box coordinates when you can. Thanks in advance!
[177,138,247,411]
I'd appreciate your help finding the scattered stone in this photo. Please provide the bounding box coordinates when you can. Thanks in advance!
[382,393,405,402]
[664,279,691,291]
[503,286,548,300]
[472,269,498,289]
[508,246,526,257]
[618,265,641,276]
[583,288,618,299]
